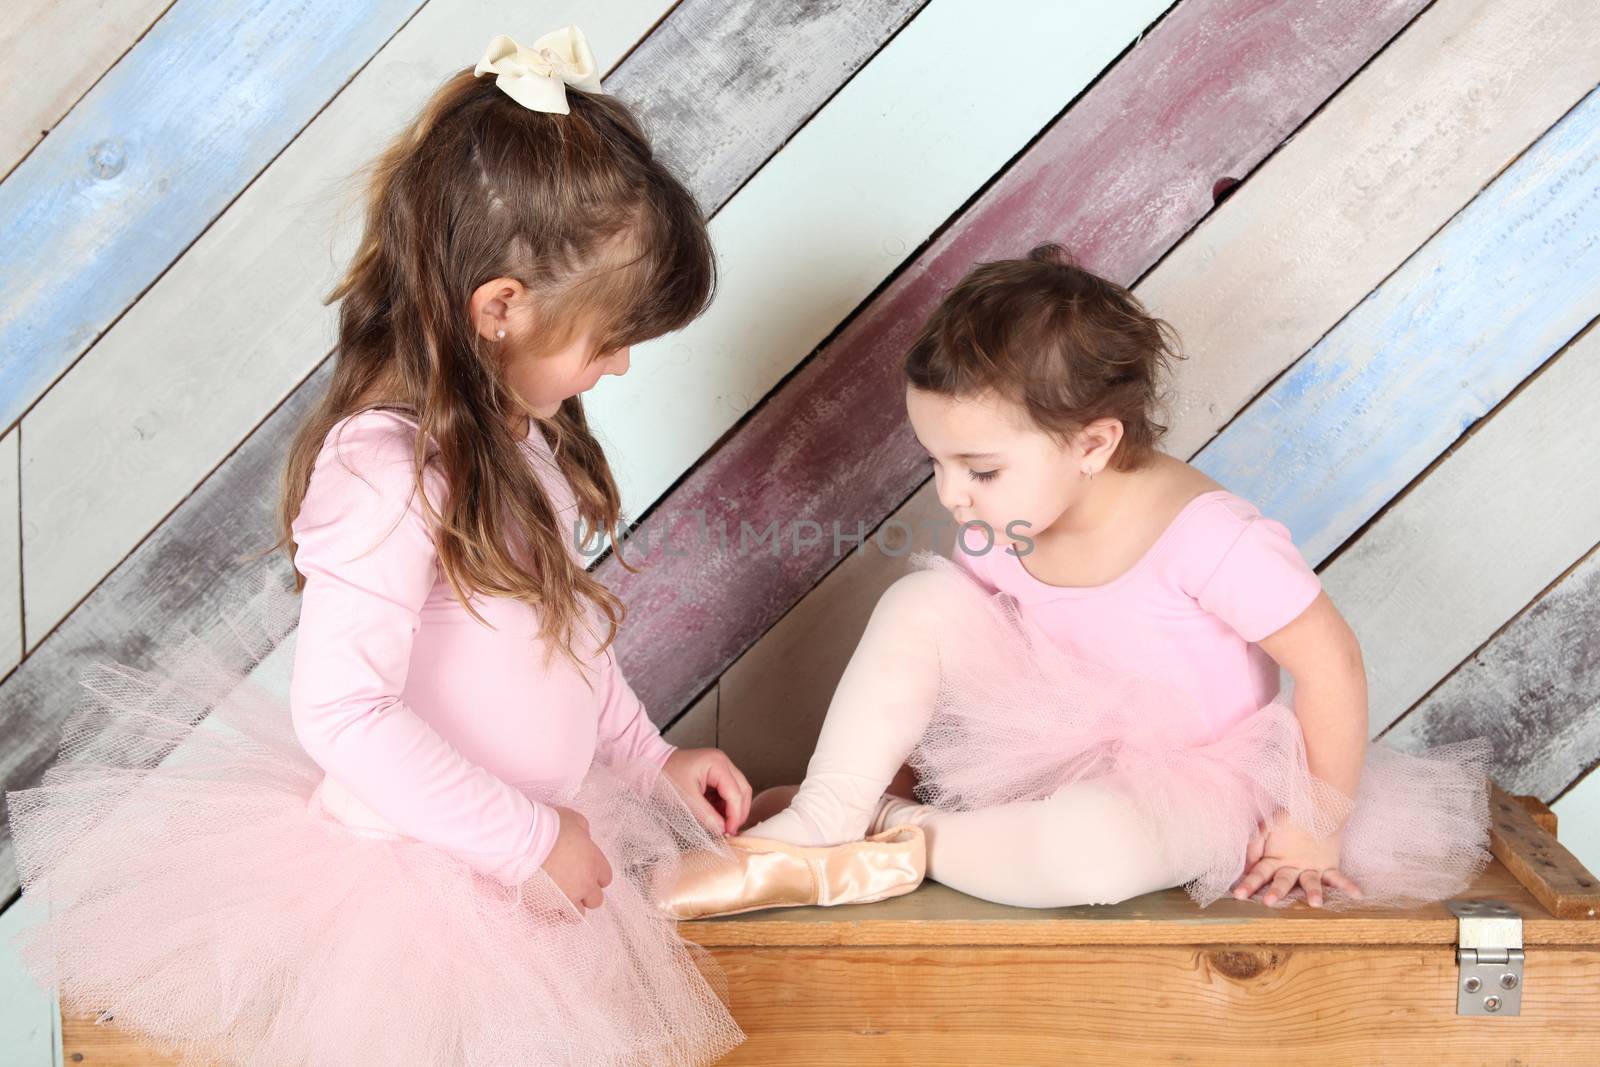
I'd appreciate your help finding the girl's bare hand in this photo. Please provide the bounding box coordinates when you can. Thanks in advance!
[662,748,753,835]
[1231,809,1364,908]
[540,805,613,912]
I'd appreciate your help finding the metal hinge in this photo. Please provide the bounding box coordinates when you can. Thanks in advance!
[1446,899,1524,1016]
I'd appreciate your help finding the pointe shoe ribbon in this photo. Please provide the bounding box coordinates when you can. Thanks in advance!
[655,824,926,920]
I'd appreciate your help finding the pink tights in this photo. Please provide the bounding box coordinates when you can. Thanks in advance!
[742,571,1185,908]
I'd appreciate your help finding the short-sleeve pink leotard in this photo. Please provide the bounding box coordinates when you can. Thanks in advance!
[953,489,1323,745]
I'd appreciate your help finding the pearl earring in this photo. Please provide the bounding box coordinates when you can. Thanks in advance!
[496,328,506,339]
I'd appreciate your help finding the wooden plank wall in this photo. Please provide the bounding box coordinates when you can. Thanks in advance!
[2,0,1597,1059]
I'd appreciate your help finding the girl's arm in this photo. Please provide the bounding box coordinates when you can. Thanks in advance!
[591,644,677,771]
[1191,506,1367,821]
[1255,589,1368,807]
[290,415,558,887]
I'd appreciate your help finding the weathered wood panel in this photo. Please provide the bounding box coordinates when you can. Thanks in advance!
[14,0,925,646]
[1336,321,1600,742]
[662,685,718,751]
[608,0,928,212]
[0,885,56,1067]
[14,0,669,647]
[0,361,326,897]
[604,0,1461,720]
[714,0,1600,792]
[1553,768,1600,892]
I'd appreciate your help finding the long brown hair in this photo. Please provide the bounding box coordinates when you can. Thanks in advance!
[903,243,1184,471]
[254,69,715,680]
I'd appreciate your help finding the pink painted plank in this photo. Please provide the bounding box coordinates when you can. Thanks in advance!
[599,0,1433,718]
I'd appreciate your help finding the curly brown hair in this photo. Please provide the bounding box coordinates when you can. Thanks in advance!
[253,68,715,684]
[903,243,1184,472]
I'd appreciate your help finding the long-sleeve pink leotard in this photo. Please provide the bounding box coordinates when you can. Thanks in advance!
[289,409,676,887]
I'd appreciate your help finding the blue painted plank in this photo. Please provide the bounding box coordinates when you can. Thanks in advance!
[1194,85,1600,563]
[0,0,422,431]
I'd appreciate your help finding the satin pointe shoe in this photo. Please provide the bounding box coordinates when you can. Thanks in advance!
[655,824,927,920]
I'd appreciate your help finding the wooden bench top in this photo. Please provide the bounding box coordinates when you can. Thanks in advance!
[679,785,1600,948]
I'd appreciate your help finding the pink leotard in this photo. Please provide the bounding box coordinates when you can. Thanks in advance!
[289,409,675,886]
[953,489,1323,745]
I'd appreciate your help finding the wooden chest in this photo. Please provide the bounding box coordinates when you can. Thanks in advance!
[674,784,1599,1066]
[61,786,1599,1065]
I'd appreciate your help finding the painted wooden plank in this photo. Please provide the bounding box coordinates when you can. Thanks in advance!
[1551,767,1600,896]
[1325,321,1600,737]
[1190,84,1600,564]
[585,0,1169,526]
[600,0,1459,717]
[18,0,920,648]
[0,0,426,433]
[0,428,18,678]
[607,0,927,212]
[0,0,172,183]
[0,0,936,899]
[1382,541,1600,799]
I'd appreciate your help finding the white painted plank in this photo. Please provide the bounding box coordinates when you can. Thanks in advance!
[18,0,669,648]
[1332,322,1600,737]
[0,427,17,677]
[0,0,171,182]
[584,0,1168,532]
[1551,767,1600,886]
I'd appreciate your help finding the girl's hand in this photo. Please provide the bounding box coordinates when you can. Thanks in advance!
[1230,808,1364,908]
[662,748,752,836]
[540,805,613,912]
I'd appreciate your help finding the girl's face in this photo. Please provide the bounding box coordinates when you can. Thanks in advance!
[471,276,631,420]
[904,385,1119,548]
[508,330,631,419]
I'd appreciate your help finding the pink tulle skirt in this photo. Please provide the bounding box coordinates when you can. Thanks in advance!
[900,549,1494,911]
[4,562,745,1067]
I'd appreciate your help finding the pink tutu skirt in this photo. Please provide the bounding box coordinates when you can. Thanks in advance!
[4,562,745,1066]
[900,550,1494,912]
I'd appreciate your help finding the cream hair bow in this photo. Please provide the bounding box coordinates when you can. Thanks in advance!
[473,26,604,114]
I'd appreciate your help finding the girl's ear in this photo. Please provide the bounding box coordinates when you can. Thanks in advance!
[470,275,528,344]
[1069,417,1124,472]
